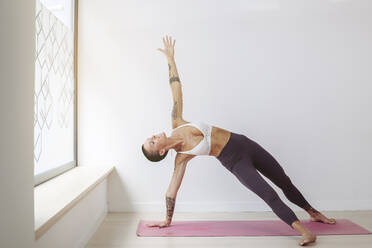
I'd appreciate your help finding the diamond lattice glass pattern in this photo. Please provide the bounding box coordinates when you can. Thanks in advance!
[34,0,75,176]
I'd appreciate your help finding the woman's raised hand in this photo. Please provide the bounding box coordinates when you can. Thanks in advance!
[157,35,176,59]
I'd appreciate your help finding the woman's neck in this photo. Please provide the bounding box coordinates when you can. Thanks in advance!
[166,134,184,152]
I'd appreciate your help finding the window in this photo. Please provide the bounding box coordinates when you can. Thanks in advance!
[34,0,77,186]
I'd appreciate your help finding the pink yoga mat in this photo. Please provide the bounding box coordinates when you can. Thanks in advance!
[137,219,372,237]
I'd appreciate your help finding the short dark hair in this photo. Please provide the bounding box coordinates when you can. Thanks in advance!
[141,144,168,162]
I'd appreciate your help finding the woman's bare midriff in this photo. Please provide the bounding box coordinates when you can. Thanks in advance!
[210,126,231,157]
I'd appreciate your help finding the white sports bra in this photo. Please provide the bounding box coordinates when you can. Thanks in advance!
[172,121,212,156]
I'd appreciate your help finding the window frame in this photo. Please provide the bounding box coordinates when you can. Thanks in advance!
[34,0,79,186]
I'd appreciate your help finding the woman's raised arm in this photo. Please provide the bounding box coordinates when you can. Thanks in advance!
[158,35,185,128]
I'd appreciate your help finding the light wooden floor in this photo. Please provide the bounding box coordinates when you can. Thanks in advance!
[86,210,372,248]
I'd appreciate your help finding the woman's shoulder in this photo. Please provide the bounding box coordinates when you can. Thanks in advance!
[172,119,191,129]
[175,152,196,164]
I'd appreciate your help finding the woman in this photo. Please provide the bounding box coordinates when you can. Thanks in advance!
[142,35,336,246]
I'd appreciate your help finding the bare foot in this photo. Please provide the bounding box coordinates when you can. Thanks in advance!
[307,207,336,224]
[310,215,336,224]
[299,231,316,246]
[291,220,317,246]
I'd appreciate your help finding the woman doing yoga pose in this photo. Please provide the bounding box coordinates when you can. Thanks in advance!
[141,35,336,246]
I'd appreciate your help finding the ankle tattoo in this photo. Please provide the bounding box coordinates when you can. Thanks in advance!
[307,206,320,215]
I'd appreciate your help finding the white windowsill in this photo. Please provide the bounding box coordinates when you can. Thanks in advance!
[34,165,114,240]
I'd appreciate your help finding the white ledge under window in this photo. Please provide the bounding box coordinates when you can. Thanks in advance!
[34,165,114,240]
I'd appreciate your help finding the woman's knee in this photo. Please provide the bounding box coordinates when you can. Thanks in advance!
[277,175,294,190]
[262,190,281,205]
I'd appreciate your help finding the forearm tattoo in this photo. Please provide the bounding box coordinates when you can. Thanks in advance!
[168,63,180,84]
[166,196,176,220]
[169,77,180,84]
[172,101,178,119]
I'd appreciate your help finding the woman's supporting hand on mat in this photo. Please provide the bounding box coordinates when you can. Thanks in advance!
[158,35,175,60]
[146,220,171,228]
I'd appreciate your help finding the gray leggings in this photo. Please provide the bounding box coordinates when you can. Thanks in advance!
[217,132,313,227]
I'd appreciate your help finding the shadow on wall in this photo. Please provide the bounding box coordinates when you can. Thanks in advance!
[107,169,133,212]
[105,169,139,242]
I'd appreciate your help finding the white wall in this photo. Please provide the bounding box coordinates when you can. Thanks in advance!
[0,1,36,247]
[78,0,372,212]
